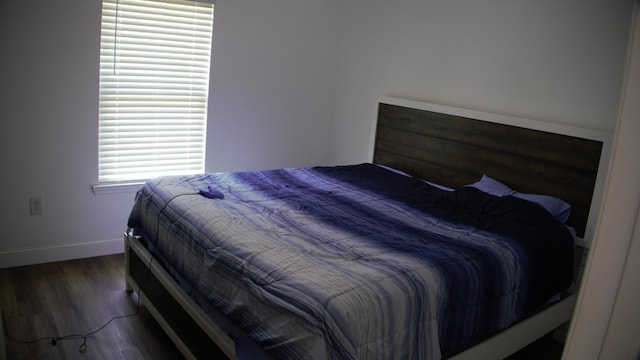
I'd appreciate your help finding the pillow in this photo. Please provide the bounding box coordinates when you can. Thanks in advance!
[467,175,572,223]
[375,164,411,177]
[467,175,515,197]
[375,164,454,191]
[512,192,572,224]
[425,181,454,191]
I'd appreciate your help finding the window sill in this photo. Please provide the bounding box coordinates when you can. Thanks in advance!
[92,182,146,195]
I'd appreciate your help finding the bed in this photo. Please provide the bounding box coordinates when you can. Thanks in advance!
[124,97,611,359]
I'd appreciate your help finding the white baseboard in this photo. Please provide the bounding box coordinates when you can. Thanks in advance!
[0,238,124,269]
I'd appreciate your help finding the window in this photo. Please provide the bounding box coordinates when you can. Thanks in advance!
[98,0,214,183]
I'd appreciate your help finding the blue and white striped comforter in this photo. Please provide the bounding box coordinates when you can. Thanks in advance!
[128,164,573,359]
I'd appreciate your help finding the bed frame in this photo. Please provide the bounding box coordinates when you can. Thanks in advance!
[125,96,612,359]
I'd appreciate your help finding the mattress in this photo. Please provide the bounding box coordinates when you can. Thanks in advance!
[127,163,574,359]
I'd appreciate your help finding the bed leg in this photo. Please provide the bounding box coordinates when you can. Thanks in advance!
[124,231,134,294]
[552,322,570,342]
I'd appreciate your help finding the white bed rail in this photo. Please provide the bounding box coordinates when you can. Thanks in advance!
[125,232,236,360]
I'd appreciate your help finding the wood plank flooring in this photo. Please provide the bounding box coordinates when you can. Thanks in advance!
[1,254,564,360]
[0,254,183,360]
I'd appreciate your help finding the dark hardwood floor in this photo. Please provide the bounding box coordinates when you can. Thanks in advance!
[0,254,183,360]
[1,254,565,360]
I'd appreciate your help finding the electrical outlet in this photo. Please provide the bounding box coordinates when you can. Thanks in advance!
[30,196,43,215]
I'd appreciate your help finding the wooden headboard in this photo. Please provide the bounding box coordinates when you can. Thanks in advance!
[371,97,611,244]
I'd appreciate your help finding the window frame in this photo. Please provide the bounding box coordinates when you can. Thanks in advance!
[95,0,215,189]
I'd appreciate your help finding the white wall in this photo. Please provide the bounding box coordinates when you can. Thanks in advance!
[330,0,632,165]
[0,0,126,267]
[564,2,640,357]
[205,0,339,172]
[0,0,338,267]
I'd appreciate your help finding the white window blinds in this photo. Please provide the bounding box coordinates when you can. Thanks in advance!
[98,0,214,182]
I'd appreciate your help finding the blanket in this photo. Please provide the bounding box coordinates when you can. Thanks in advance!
[128,163,573,359]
